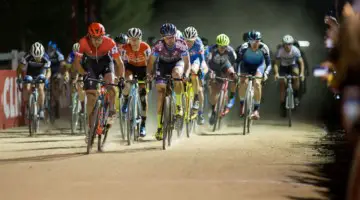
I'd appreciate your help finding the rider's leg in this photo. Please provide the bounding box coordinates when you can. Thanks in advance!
[139,84,147,137]
[292,66,301,106]
[104,72,116,117]
[83,66,100,127]
[252,65,265,120]
[208,79,221,125]
[237,76,248,116]
[121,68,133,113]
[190,63,200,109]
[37,83,45,118]
[223,67,236,115]
[172,61,185,116]
[155,82,166,140]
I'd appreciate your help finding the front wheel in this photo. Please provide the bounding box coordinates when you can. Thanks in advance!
[213,91,224,132]
[87,100,100,154]
[162,96,172,150]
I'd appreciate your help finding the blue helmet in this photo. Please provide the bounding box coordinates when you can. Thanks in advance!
[48,41,57,49]
[248,30,261,41]
[160,23,177,36]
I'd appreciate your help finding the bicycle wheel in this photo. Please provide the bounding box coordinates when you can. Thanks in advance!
[287,90,293,127]
[87,100,100,154]
[98,104,110,152]
[243,85,252,135]
[126,96,134,145]
[185,95,193,138]
[162,96,172,150]
[28,95,35,136]
[213,90,224,132]
[247,94,254,134]
[135,94,142,141]
[176,95,185,138]
[218,91,228,131]
[80,95,88,134]
[71,93,80,134]
[119,96,126,141]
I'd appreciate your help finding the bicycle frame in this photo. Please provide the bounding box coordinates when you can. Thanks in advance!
[212,76,231,132]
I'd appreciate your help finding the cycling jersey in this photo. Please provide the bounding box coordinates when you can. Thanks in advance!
[76,36,120,60]
[122,42,151,67]
[276,45,301,66]
[204,45,210,61]
[48,50,65,75]
[207,45,237,75]
[152,38,189,63]
[237,42,271,75]
[66,51,75,64]
[20,53,51,78]
[188,37,205,65]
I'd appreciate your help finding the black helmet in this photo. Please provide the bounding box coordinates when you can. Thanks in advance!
[114,33,128,44]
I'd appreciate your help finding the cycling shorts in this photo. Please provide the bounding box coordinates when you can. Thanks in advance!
[279,64,298,76]
[125,63,146,81]
[155,60,184,84]
[240,63,265,76]
[83,54,114,90]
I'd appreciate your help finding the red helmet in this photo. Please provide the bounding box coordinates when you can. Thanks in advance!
[88,22,105,37]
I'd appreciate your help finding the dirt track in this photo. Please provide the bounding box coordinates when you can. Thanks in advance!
[0,117,329,200]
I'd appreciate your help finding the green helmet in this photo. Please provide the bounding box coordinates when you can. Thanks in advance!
[216,34,230,46]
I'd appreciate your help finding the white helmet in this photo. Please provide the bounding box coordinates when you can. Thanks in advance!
[127,27,142,39]
[184,26,198,40]
[283,35,294,44]
[30,42,45,58]
[72,42,80,52]
[176,30,183,39]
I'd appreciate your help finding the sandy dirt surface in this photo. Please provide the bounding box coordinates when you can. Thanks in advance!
[0,117,329,200]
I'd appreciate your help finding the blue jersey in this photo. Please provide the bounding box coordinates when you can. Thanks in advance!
[236,42,271,74]
[48,50,65,75]
[66,51,75,64]
[188,37,205,65]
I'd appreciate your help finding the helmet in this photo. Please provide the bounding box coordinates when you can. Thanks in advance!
[31,42,45,58]
[282,34,294,44]
[160,23,177,36]
[72,42,80,52]
[176,30,183,39]
[184,26,198,40]
[88,22,105,37]
[48,41,57,49]
[127,28,142,39]
[248,30,261,40]
[216,34,230,46]
[114,33,128,44]
[201,37,208,46]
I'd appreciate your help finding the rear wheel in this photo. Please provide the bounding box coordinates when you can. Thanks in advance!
[71,93,80,134]
[119,96,126,141]
[287,90,293,127]
[98,104,110,152]
[126,96,134,146]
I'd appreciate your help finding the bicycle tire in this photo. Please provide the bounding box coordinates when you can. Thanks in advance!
[126,96,134,145]
[119,96,126,141]
[243,85,251,135]
[162,96,171,150]
[28,96,34,136]
[87,100,100,154]
[135,94,142,141]
[71,93,80,134]
[186,85,195,138]
[81,95,88,134]
[287,90,293,127]
[218,90,228,131]
[247,94,253,134]
[168,96,175,147]
[98,103,110,152]
[213,90,224,132]
[176,95,185,138]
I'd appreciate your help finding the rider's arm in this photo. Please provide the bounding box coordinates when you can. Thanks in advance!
[113,56,125,78]
[144,45,152,65]
[274,48,281,75]
[183,55,191,77]
[261,43,272,75]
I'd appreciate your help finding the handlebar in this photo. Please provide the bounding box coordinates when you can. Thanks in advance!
[277,75,303,80]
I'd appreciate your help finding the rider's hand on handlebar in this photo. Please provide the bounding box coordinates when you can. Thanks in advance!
[274,73,279,81]
[208,70,215,79]
[263,73,268,81]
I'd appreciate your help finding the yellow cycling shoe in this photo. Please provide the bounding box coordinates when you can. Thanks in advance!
[155,128,163,141]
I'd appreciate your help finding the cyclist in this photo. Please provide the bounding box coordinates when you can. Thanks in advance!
[206,34,237,125]
[236,30,271,120]
[114,33,128,61]
[47,41,67,118]
[121,27,151,137]
[183,26,208,125]
[73,22,125,132]
[146,23,190,140]
[201,37,210,62]
[16,42,51,119]
[67,42,86,111]
[274,35,305,116]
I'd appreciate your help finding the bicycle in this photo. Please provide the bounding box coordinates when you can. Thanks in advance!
[70,78,87,134]
[156,75,184,150]
[277,75,302,127]
[239,74,263,135]
[210,75,233,132]
[17,76,46,136]
[44,81,55,124]
[85,77,122,154]
[119,75,147,146]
